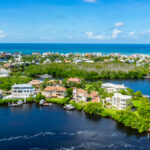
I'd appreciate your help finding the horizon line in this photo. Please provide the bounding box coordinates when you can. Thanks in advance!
[0,43,150,45]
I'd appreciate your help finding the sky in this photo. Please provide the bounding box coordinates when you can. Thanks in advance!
[0,0,150,43]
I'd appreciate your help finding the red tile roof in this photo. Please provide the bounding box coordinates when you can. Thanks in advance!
[45,86,66,92]
[68,78,81,83]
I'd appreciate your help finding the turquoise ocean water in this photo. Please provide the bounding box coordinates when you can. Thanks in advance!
[0,43,150,55]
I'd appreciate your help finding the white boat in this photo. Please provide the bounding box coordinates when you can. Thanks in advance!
[8,100,23,107]
[64,104,75,111]
[39,100,45,105]
[43,103,52,106]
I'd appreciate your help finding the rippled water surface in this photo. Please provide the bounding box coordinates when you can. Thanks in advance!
[0,103,150,150]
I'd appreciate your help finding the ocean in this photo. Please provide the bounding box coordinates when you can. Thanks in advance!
[0,43,150,55]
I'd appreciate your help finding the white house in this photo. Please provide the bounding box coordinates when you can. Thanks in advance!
[0,68,10,77]
[102,83,127,93]
[8,84,35,99]
[112,93,132,110]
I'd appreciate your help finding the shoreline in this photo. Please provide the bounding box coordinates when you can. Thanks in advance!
[0,98,148,134]
[0,101,147,135]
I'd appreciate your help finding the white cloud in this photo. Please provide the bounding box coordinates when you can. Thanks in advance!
[129,31,138,39]
[0,30,6,38]
[86,31,93,38]
[129,31,135,36]
[86,28,122,40]
[85,31,106,40]
[112,28,122,39]
[84,0,97,3]
[115,22,124,27]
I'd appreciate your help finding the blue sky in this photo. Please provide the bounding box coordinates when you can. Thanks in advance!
[0,0,150,43]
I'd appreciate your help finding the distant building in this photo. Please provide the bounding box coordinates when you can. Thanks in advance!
[112,93,132,110]
[29,80,43,88]
[54,59,62,63]
[42,86,66,99]
[32,52,41,55]
[68,78,81,83]
[0,68,10,77]
[43,59,51,64]
[102,83,127,93]
[39,74,52,79]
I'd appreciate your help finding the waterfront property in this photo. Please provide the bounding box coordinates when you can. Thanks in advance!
[4,84,35,99]
[73,88,100,103]
[89,92,100,103]
[68,78,81,83]
[73,88,88,102]
[102,83,127,93]
[112,93,132,110]
[29,80,43,88]
[42,86,66,99]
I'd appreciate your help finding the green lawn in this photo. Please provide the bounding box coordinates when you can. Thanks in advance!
[132,100,141,108]
[104,108,117,115]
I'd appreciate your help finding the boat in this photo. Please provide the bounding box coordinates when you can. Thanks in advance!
[64,104,75,111]
[43,103,52,106]
[39,100,45,105]
[8,100,23,107]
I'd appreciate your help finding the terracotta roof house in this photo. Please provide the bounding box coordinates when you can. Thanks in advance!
[73,88,100,103]
[42,86,66,99]
[89,92,100,103]
[68,78,81,83]
[29,80,43,88]
[73,88,88,102]
[47,79,62,85]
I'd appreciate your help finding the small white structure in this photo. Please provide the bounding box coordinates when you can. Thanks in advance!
[9,84,35,99]
[0,68,10,77]
[112,93,132,110]
[44,59,51,64]
[102,83,127,93]
[64,104,75,110]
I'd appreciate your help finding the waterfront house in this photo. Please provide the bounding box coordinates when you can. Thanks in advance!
[47,79,62,86]
[5,84,35,99]
[102,83,127,93]
[29,80,44,88]
[42,86,66,98]
[89,92,100,103]
[68,78,81,83]
[73,88,88,102]
[112,93,132,110]
[73,88,100,103]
